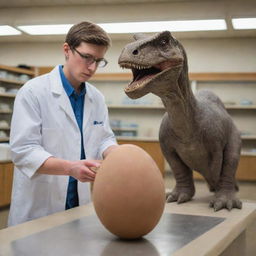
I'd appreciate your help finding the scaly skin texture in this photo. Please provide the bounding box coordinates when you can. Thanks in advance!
[118,31,242,211]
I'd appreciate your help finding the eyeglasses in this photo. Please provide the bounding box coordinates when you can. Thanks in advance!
[72,48,108,68]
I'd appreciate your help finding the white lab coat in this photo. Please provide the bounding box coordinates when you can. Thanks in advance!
[8,66,117,226]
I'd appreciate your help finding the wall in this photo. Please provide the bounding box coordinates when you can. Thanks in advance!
[0,0,255,72]
[0,37,256,73]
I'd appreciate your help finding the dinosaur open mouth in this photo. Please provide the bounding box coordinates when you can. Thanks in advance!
[131,66,161,88]
[120,59,182,93]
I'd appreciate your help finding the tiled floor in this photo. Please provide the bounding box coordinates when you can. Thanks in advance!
[0,174,255,255]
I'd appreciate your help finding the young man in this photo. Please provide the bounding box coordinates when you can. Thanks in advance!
[8,21,118,226]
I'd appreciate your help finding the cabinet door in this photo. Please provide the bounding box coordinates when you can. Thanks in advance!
[117,140,165,176]
[193,155,256,181]
[0,162,14,207]
[236,155,256,181]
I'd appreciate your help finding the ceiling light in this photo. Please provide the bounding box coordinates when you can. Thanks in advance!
[232,18,256,30]
[0,25,21,36]
[98,19,227,33]
[17,24,73,35]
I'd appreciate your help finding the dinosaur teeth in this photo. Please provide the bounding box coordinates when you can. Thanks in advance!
[120,62,151,70]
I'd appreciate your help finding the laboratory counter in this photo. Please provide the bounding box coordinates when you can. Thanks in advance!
[0,195,255,256]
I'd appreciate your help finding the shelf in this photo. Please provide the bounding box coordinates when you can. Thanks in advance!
[241,135,256,140]
[241,151,256,156]
[112,127,138,131]
[189,72,256,82]
[0,64,34,76]
[116,136,256,141]
[117,136,140,140]
[108,104,164,109]
[92,72,256,82]
[117,136,159,142]
[0,64,35,147]
[0,110,12,114]
[0,78,24,85]
[225,104,256,109]
[91,73,131,81]
[0,127,10,130]
[0,137,9,142]
[108,104,256,110]
[0,160,12,164]
[0,93,16,98]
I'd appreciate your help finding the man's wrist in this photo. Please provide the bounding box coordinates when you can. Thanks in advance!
[63,160,73,176]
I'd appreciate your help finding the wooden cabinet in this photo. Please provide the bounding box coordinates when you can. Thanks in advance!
[118,139,165,176]
[236,155,256,181]
[0,161,13,207]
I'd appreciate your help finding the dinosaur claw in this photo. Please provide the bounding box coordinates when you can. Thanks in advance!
[177,193,190,204]
[213,201,224,212]
[236,201,242,209]
[211,191,242,211]
[226,200,233,211]
[209,200,214,208]
[235,200,243,209]
[166,194,176,203]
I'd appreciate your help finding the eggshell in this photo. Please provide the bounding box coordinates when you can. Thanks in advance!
[92,144,165,239]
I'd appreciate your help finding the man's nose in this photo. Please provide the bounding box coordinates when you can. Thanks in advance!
[87,61,98,71]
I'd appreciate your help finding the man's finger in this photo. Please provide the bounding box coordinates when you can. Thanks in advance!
[82,160,101,168]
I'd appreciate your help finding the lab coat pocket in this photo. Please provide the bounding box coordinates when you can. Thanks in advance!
[42,128,63,156]
[86,124,105,158]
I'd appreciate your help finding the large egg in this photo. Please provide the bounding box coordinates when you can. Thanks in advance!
[92,144,165,239]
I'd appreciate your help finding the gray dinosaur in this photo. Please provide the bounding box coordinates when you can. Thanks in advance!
[118,31,242,211]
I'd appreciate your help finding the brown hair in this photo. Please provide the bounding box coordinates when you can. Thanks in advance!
[65,21,111,49]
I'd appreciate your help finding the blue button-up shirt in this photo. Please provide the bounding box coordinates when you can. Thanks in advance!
[59,65,86,209]
[59,65,86,159]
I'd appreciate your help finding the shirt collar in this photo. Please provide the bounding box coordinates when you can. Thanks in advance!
[59,65,86,97]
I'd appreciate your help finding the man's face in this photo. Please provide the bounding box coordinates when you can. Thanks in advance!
[64,42,107,85]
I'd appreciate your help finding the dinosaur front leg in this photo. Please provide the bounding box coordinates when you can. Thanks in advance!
[165,151,195,204]
[209,136,242,211]
[209,169,242,211]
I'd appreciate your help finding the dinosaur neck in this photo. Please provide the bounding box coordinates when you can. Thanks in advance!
[160,71,197,142]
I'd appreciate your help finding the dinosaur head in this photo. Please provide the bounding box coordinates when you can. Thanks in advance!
[118,31,186,99]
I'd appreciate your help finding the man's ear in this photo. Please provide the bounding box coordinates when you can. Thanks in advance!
[63,42,70,59]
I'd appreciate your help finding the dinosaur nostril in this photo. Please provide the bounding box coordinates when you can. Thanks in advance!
[132,49,139,55]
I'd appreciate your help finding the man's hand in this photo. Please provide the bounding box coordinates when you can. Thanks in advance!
[37,157,101,182]
[68,160,101,182]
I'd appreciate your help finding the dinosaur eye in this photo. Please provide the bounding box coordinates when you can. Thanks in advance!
[160,39,168,47]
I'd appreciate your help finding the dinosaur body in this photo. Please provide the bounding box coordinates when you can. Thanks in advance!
[118,31,242,211]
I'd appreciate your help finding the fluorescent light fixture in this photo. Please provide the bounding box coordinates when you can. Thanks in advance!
[14,20,227,36]
[232,18,256,29]
[0,25,21,36]
[17,24,73,35]
[98,19,227,33]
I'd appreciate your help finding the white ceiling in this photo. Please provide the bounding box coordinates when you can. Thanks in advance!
[0,0,255,42]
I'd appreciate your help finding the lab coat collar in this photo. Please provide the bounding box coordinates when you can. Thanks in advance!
[50,66,94,101]
[49,66,94,131]
[58,65,87,97]
[49,66,77,127]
